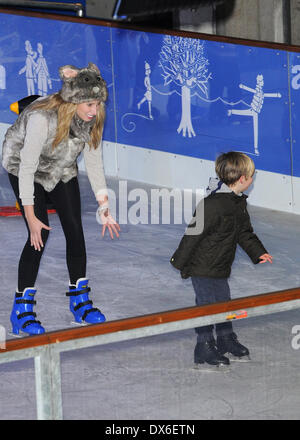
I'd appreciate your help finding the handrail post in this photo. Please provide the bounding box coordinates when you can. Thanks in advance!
[34,345,63,420]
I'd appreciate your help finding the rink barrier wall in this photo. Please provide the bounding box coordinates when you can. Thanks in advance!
[1,9,300,213]
[1,287,300,419]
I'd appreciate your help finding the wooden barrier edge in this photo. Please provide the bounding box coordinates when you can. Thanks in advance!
[2,287,300,354]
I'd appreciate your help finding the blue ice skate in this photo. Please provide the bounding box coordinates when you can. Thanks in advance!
[66,278,106,325]
[10,288,45,336]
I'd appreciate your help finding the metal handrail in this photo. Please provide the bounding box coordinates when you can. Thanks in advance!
[1,287,300,419]
[3,286,300,354]
[0,1,84,16]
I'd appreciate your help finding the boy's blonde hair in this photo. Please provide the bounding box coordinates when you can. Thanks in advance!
[215,151,255,186]
[31,93,105,150]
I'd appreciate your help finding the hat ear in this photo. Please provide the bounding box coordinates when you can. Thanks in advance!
[87,62,100,75]
[59,65,79,81]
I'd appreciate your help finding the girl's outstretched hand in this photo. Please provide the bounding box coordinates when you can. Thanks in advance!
[100,211,120,239]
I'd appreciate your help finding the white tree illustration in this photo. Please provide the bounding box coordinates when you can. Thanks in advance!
[159,35,211,137]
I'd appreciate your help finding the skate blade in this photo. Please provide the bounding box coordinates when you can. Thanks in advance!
[193,363,231,373]
[71,320,88,326]
[228,354,251,362]
[8,330,28,338]
[9,329,47,338]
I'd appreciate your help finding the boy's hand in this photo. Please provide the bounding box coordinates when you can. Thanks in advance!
[259,253,273,264]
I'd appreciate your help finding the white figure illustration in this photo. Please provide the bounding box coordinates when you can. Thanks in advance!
[0,64,6,89]
[35,42,52,96]
[228,74,281,155]
[19,40,37,95]
[137,61,153,119]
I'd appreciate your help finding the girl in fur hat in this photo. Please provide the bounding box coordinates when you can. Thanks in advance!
[2,63,120,335]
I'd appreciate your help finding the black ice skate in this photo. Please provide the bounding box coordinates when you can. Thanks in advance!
[217,332,251,362]
[194,339,230,372]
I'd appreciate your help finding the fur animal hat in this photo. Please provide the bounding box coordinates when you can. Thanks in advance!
[58,62,107,104]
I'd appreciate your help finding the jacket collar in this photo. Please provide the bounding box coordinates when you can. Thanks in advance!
[207,177,248,200]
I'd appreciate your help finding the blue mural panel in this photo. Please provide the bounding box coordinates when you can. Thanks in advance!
[113,28,291,175]
[289,51,300,178]
[0,13,115,141]
[0,13,296,178]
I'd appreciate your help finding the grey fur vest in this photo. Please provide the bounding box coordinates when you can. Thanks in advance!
[1,101,93,192]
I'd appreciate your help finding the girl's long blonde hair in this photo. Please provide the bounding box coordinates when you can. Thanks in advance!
[31,93,105,149]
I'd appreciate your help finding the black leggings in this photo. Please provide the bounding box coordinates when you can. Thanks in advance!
[9,174,86,291]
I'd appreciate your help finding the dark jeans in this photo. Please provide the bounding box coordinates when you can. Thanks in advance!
[191,276,233,342]
[9,173,86,291]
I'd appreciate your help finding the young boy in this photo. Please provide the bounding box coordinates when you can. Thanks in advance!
[170,152,272,368]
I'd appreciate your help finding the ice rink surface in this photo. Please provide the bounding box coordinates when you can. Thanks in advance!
[0,166,300,420]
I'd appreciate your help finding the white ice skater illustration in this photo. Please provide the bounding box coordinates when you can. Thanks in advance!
[35,42,52,96]
[19,40,37,95]
[137,61,153,119]
[228,74,281,155]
